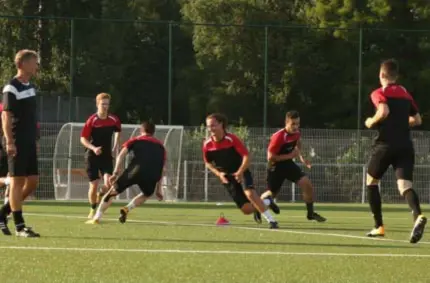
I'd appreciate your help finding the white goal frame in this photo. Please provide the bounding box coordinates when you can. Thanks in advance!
[53,123,184,201]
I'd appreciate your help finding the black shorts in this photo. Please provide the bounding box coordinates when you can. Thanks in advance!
[8,142,38,177]
[222,170,254,208]
[0,144,8,177]
[114,164,159,197]
[367,143,414,181]
[85,154,113,182]
[267,161,306,195]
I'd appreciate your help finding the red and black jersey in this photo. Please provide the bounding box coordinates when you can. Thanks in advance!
[202,133,248,174]
[268,129,300,168]
[370,84,418,147]
[81,113,121,156]
[122,135,166,180]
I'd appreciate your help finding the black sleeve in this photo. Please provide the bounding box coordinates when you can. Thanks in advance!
[2,92,18,112]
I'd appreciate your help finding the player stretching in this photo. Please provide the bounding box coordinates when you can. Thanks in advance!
[0,50,40,237]
[364,59,426,243]
[260,111,326,222]
[203,113,278,229]
[80,93,121,219]
[86,121,164,224]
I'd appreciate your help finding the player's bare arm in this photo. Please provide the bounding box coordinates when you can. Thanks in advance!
[80,136,102,155]
[365,103,390,129]
[268,148,299,162]
[112,131,120,155]
[1,111,15,156]
[409,113,422,127]
[233,154,250,182]
[111,147,128,178]
[296,139,311,169]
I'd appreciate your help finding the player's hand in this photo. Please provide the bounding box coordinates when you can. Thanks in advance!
[93,146,102,156]
[365,118,374,129]
[218,172,229,184]
[233,171,243,183]
[109,173,118,184]
[302,159,312,169]
[6,143,16,157]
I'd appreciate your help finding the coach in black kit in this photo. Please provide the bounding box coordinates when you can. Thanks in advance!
[365,59,426,243]
[0,50,40,237]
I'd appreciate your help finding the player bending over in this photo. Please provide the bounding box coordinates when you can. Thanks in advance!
[80,93,121,219]
[364,59,426,243]
[203,113,279,229]
[86,121,164,224]
[260,111,326,222]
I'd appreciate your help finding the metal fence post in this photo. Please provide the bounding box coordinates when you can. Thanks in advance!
[361,165,366,204]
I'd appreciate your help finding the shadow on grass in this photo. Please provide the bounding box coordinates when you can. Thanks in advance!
[25,201,414,213]
[43,234,414,249]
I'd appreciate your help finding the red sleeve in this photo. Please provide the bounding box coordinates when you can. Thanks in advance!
[370,90,387,107]
[408,94,419,115]
[81,117,93,139]
[122,137,137,149]
[202,140,209,163]
[268,132,283,154]
[230,134,248,157]
[114,115,121,132]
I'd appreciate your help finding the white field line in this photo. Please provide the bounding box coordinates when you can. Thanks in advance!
[0,245,430,257]
[25,212,430,245]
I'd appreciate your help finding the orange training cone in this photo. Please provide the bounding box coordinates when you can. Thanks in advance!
[216,213,230,226]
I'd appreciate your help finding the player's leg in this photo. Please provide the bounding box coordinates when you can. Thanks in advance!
[366,144,391,237]
[393,147,427,243]
[119,178,157,224]
[86,155,100,218]
[241,170,278,226]
[295,176,326,222]
[260,169,283,214]
[98,156,114,202]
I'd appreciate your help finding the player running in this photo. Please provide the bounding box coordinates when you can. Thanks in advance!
[260,111,326,222]
[203,113,279,229]
[364,59,426,243]
[86,121,164,224]
[80,93,121,219]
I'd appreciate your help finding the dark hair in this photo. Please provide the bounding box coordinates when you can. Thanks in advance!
[286,110,300,120]
[380,59,399,80]
[141,121,155,135]
[206,113,228,130]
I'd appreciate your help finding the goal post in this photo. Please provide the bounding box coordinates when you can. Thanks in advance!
[53,123,184,201]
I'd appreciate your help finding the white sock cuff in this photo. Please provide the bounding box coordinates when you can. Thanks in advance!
[262,198,271,206]
[4,177,10,186]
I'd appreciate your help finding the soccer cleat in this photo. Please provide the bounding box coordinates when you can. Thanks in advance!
[269,221,279,229]
[85,219,100,225]
[0,219,11,236]
[16,227,40,238]
[307,212,327,222]
[366,226,385,237]
[264,196,280,214]
[88,208,96,219]
[119,207,129,224]
[216,214,230,226]
[410,215,427,244]
[253,211,262,224]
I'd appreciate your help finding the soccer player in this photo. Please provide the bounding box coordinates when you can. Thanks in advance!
[203,113,279,229]
[261,111,326,222]
[80,93,121,219]
[0,49,40,237]
[86,121,164,224]
[364,59,426,243]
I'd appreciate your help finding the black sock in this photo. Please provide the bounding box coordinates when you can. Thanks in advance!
[91,203,97,210]
[12,211,25,232]
[0,202,11,219]
[306,202,314,217]
[367,185,383,228]
[403,188,422,220]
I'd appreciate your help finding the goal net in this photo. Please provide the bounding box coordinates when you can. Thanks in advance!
[53,123,184,201]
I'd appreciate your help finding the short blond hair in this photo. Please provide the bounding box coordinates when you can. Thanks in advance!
[14,49,39,68]
[96,92,111,103]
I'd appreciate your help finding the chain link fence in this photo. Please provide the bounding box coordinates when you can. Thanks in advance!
[33,123,430,203]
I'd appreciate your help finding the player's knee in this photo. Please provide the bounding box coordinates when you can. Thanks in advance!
[240,203,254,215]
[397,179,412,196]
[366,174,379,186]
[297,176,313,191]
